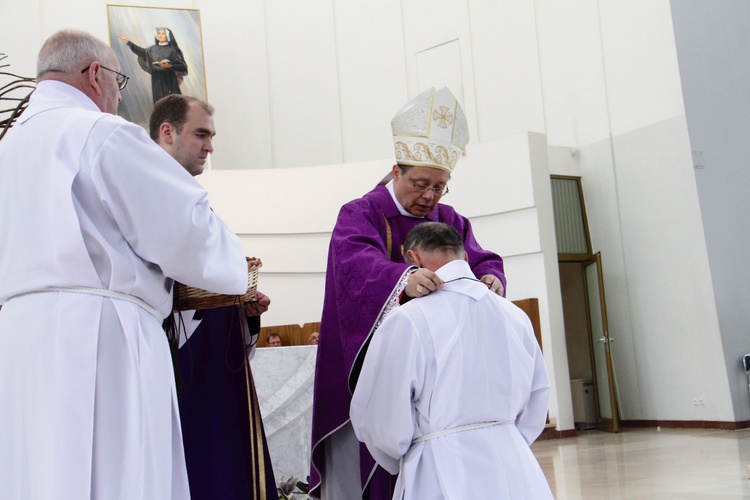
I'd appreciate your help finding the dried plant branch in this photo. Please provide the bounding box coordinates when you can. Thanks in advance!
[0,53,36,141]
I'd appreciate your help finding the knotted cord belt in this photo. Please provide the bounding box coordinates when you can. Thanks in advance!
[411,420,513,445]
[11,286,161,320]
[396,420,515,495]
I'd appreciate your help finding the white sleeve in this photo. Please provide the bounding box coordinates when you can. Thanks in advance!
[243,318,258,362]
[350,310,425,474]
[514,319,551,445]
[92,122,247,294]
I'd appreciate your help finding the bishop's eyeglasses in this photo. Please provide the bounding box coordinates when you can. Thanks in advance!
[401,170,450,197]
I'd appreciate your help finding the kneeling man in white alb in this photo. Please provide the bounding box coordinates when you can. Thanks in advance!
[350,222,553,499]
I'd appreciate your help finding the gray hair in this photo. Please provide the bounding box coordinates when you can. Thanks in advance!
[37,30,114,78]
[403,222,465,264]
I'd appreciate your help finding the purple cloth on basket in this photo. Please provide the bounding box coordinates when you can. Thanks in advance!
[179,306,279,500]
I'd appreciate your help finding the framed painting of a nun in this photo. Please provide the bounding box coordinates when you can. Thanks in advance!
[107,5,208,128]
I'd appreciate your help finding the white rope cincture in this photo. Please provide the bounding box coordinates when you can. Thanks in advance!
[411,420,513,444]
[396,420,515,496]
[12,286,161,320]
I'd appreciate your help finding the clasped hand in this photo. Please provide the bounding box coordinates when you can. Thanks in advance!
[480,274,504,296]
[405,269,442,298]
[244,291,270,317]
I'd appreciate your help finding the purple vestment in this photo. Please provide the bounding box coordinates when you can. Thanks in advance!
[309,185,505,499]
[179,306,279,500]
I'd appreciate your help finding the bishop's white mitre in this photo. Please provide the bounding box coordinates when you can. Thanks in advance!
[390,87,469,173]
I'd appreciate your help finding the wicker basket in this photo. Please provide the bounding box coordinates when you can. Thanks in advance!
[173,257,262,311]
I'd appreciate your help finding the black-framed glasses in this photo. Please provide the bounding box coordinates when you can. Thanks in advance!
[401,169,449,197]
[81,64,129,90]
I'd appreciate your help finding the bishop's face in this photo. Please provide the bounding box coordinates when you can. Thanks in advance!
[391,164,450,217]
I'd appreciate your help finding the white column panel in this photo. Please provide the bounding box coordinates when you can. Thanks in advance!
[671,0,750,422]
[528,131,572,431]
[504,252,571,429]
[612,118,730,420]
[265,0,343,168]
[201,0,273,169]
[598,0,686,134]
[467,0,546,141]
[415,40,465,104]
[535,0,612,147]
[332,0,409,163]
[399,0,480,144]
[577,137,639,417]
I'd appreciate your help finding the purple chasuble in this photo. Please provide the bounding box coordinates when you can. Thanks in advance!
[309,185,505,499]
[179,306,278,500]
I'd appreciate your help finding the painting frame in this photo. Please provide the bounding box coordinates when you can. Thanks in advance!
[107,4,208,129]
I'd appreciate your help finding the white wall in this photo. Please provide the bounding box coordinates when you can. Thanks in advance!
[200,0,273,169]
[3,0,743,426]
[599,1,730,421]
[538,0,732,421]
[670,0,750,421]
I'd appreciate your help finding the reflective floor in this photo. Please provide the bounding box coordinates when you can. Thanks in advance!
[531,428,750,499]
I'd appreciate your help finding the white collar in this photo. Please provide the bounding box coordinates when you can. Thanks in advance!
[386,180,422,218]
[435,260,488,301]
[20,80,100,124]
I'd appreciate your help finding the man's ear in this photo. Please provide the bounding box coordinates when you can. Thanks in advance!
[406,249,421,267]
[83,63,103,96]
[159,122,175,145]
[391,163,400,178]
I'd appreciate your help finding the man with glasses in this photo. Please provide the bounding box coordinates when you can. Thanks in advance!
[81,63,129,90]
[309,87,506,499]
[0,30,249,499]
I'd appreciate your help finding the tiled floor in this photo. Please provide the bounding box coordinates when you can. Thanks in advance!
[531,427,750,499]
